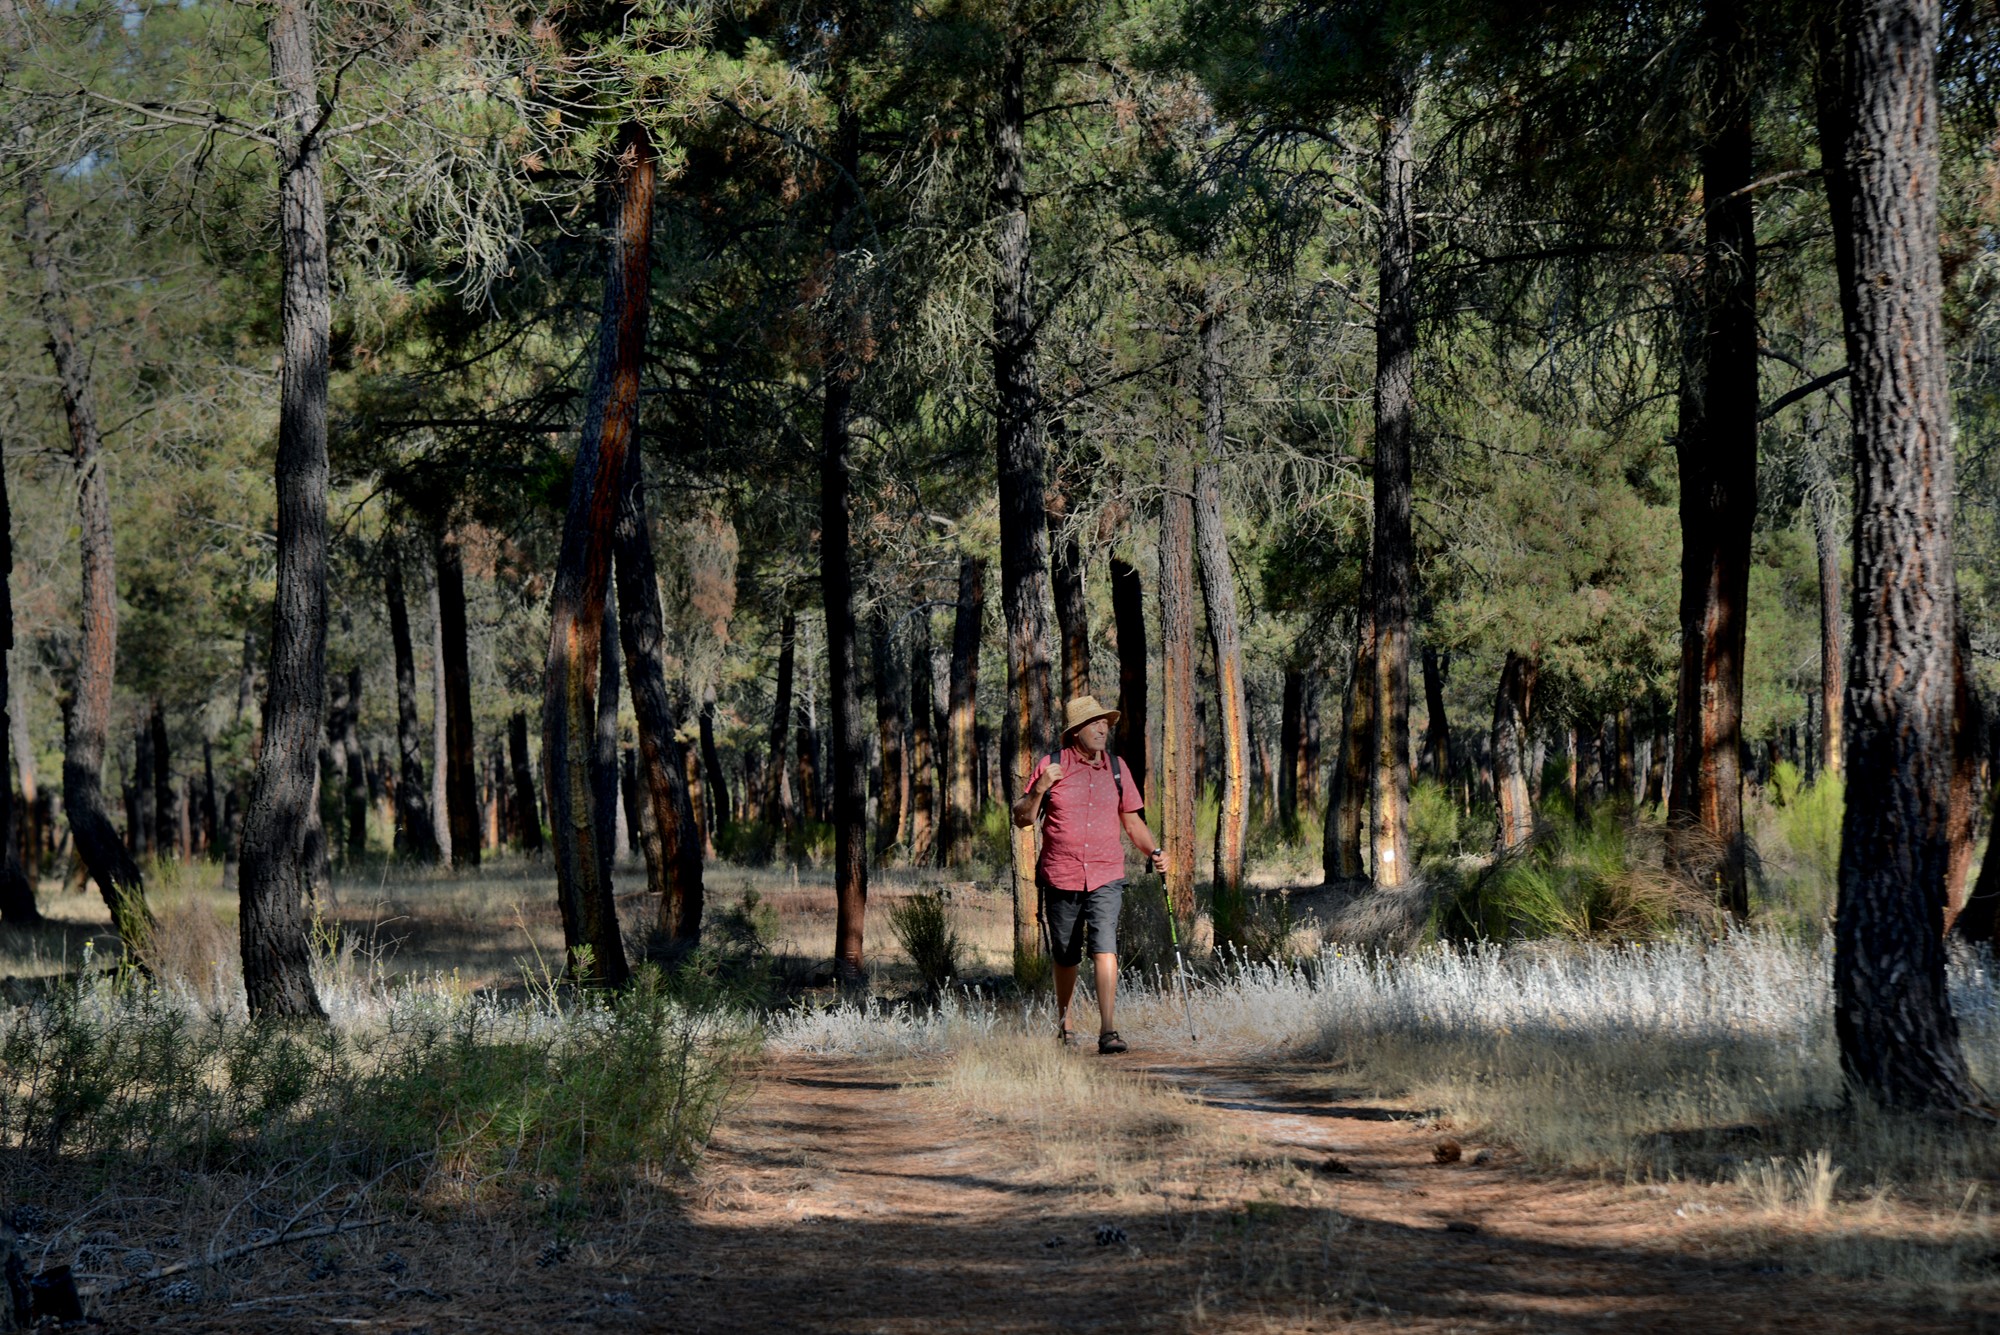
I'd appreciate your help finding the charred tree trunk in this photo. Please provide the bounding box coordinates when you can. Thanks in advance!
[1821,0,1980,1109]
[1279,664,1304,830]
[811,98,868,979]
[1420,647,1451,784]
[1371,77,1417,891]
[1159,441,1198,920]
[872,613,907,861]
[339,669,366,862]
[1301,667,1323,814]
[540,122,657,989]
[613,431,703,946]
[991,39,1057,974]
[149,701,176,862]
[701,687,729,827]
[0,438,34,922]
[1669,3,1758,919]
[28,174,146,945]
[436,534,480,870]
[385,562,440,862]
[1049,492,1091,702]
[942,556,984,866]
[908,608,939,865]
[1493,652,1538,853]
[1325,563,1376,884]
[1812,483,1845,779]
[1194,293,1247,931]
[235,0,332,1016]
[508,712,543,853]
[764,613,796,828]
[1110,556,1148,798]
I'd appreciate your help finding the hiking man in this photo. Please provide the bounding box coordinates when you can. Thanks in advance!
[1011,695,1167,1054]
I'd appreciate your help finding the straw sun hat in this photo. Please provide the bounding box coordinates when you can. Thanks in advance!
[1061,695,1121,738]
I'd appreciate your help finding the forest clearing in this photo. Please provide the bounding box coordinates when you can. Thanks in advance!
[7,0,2000,1329]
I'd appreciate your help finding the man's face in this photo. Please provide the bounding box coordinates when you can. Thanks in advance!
[1074,717,1111,751]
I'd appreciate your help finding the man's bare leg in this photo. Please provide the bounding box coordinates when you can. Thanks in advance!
[1055,963,1079,1036]
[1091,952,1118,1033]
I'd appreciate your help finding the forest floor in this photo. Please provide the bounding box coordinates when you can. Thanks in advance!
[10,857,1997,1331]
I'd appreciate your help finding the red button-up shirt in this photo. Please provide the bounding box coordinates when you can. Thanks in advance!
[1031,745,1144,892]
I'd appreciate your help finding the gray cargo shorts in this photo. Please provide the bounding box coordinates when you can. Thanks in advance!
[1042,881,1123,967]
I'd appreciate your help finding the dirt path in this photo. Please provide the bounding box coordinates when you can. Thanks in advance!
[668,1053,1989,1334]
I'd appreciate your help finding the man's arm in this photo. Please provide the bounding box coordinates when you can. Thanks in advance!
[1121,810,1168,873]
[1011,760,1062,827]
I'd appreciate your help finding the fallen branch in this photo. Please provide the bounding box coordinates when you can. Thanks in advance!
[77,1218,390,1301]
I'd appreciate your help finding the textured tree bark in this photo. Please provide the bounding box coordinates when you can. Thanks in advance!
[1279,665,1303,830]
[1194,291,1248,929]
[595,592,622,893]
[384,561,440,862]
[764,613,796,828]
[701,687,729,828]
[435,534,481,869]
[541,122,657,989]
[872,613,908,860]
[1420,648,1451,785]
[1945,622,1979,931]
[1048,486,1091,702]
[612,433,702,945]
[429,578,451,862]
[1159,443,1198,919]
[1109,557,1149,799]
[1645,717,1668,809]
[794,704,822,827]
[1301,666,1323,814]
[991,39,1057,974]
[150,702,178,861]
[507,712,543,854]
[1325,561,1376,883]
[943,556,985,866]
[813,102,869,980]
[0,440,35,922]
[908,606,939,865]
[1371,79,1417,892]
[1492,652,1538,853]
[1668,3,1757,919]
[1821,0,1980,1109]
[1194,461,1248,934]
[235,0,330,1017]
[1812,486,1845,778]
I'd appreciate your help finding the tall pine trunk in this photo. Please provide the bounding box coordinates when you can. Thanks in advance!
[700,688,729,827]
[991,40,1056,975]
[613,441,703,946]
[1325,561,1376,883]
[1049,490,1091,701]
[339,670,366,862]
[1821,0,1979,1109]
[1420,647,1451,784]
[235,0,329,1016]
[1279,664,1303,829]
[384,560,440,861]
[1193,291,1247,935]
[436,534,480,869]
[1493,652,1538,852]
[872,613,907,860]
[943,555,984,865]
[818,103,869,980]
[508,712,543,853]
[1110,557,1148,797]
[1669,1,1758,919]
[1159,442,1198,919]
[541,122,657,989]
[764,613,796,828]
[0,425,34,922]
[1370,78,1417,891]
[908,606,939,864]
[1812,484,1845,778]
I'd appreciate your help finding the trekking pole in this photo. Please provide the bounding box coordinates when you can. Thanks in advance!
[1158,867,1198,1044]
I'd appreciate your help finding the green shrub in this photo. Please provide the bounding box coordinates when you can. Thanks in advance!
[889,890,963,995]
[975,802,1013,870]
[0,969,745,1208]
[1409,777,1462,866]
[1752,772,1843,931]
[1437,808,1710,942]
[715,819,777,865]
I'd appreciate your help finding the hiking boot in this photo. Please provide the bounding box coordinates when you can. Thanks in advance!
[1097,1030,1128,1055]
